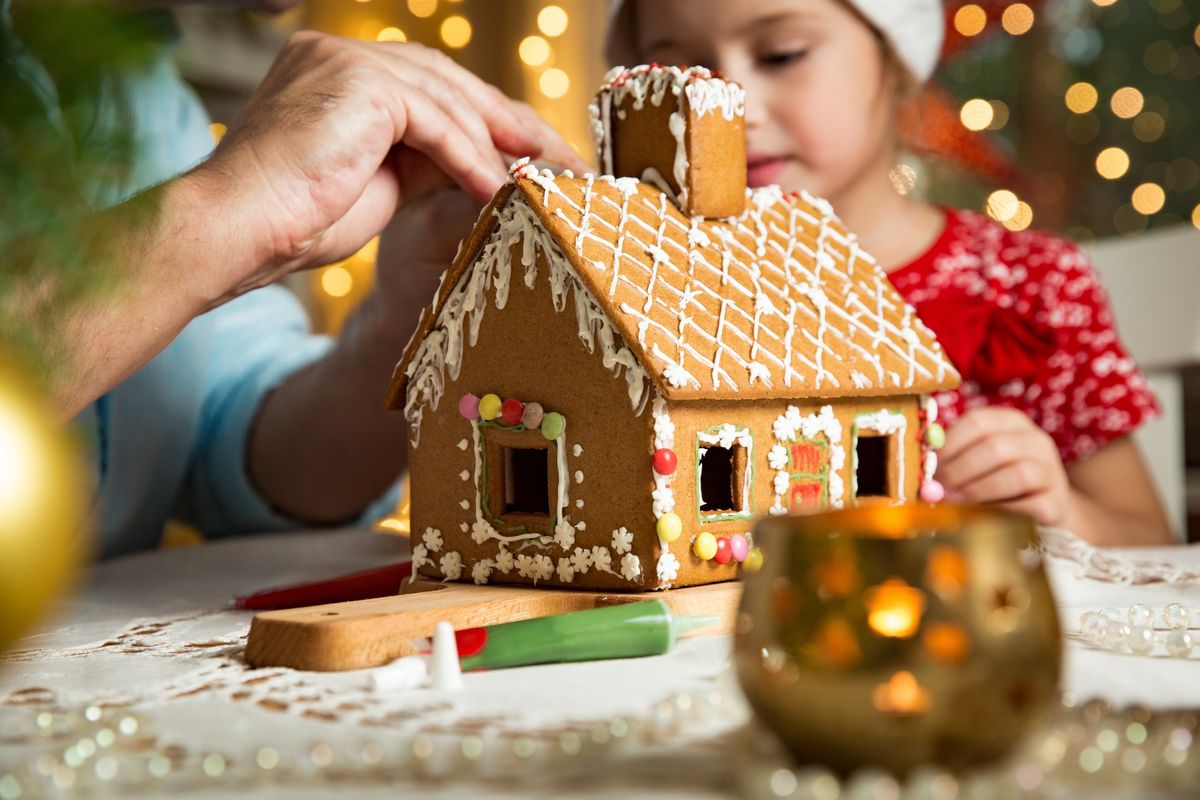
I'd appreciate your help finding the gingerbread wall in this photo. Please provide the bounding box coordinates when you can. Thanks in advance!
[661,396,924,587]
[407,242,662,592]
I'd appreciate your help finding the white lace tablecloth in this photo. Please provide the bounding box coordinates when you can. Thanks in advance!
[3,528,1200,797]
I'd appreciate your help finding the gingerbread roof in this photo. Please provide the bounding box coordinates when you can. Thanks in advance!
[388,161,959,427]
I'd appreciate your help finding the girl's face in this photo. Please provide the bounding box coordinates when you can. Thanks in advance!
[633,0,898,203]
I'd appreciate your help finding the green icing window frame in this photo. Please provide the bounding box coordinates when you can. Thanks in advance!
[786,436,830,508]
[476,419,562,536]
[694,423,755,523]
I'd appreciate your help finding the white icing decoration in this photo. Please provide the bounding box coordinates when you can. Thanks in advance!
[767,444,789,471]
[656,552,680,583]
[575,498,584,508]
[651,393,675,519]
[471,559,494,585]
[574,470,584,484]
[611,527,633,554]
[533,554,554,583]
[459,470,470,481]
[411,543,430,570]
[571,547,593,574]
[854,409,908,503]
[572,443,583,457]
[439,551,463,581]
[591,546,613,574]
[458,500,470,510]
[495,546,514,574]
[556,557,575,584]
[621,553,642,582]
[422,527,443,553]
[771,405,846,515]
[553,517,576,551]
[471,518,497,545]
[457,439,468,450]
[515,554,537,579]
[459,522,469,533]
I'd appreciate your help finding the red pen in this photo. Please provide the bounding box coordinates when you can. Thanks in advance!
[232,561,413,610]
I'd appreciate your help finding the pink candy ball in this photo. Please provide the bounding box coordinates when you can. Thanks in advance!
[920,479,946,504]
[458,393,480,419]
[730,534,749,562]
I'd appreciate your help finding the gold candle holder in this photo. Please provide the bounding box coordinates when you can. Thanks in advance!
[734,505,1061,775]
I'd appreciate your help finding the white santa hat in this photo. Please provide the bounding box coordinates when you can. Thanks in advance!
[604,0,945,84]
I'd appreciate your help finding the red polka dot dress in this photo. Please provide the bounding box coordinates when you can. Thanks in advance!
[888,208,1159,464]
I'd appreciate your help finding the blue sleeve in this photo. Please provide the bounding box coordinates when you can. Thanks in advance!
[177,286,402,536]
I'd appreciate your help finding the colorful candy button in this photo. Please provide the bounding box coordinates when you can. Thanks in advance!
[458,393,480,420]
[730,534,749,562]
[478,393,502,421]
[920,479,946,504]
[657,512,682,543]
[652,448,677,476]
[743,548,764,573]
[694,532,717,561]
[713,536,733,565]
[540,411,566,440]
[500,398,524,426]
[924,422,946,450]
[521,402,544,429]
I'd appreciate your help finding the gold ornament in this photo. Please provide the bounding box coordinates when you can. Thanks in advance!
[0,369,90,653]
[735,505,1061,775]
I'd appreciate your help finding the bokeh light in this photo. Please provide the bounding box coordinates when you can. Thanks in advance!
[407,0,437,18]
[1110,86,1144,119]
[539,67,570,98]
[960,98,994,131]
[987,100,1010,130]
[537,5,569,37]
[954,5,988,37]
[1065,82,1098,113]
[1132,111,1166,142]
[1002,202,1034,231]
[1095,147,1130,179]
[986,189,1020,222]
[1131,183,1165,215]
[376,26,407,42]
[519,35,551,67]
[440,16,472,48]
[1192,204,1200,230]
[321,266,354,298]
[1001,4,1035,36]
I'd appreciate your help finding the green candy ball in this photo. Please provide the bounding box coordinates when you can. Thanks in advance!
[925,422,946,449]
[540,411,566,440]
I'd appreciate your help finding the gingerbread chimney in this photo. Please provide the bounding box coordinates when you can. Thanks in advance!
[590,65,747,218]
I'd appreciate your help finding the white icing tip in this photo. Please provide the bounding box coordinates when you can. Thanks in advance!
[369,656,429,692]
[431,620,463,691]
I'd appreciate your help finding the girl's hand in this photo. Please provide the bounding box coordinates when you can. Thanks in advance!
[935,407,1071,526]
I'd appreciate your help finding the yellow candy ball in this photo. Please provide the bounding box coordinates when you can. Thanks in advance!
[478,393,502,421]
[743,547,764,573]
[656,512,682,542]
[694,532,718,561]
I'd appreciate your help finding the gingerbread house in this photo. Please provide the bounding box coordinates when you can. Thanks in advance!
[387,66,960,591]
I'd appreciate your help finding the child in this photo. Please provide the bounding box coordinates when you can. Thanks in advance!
[605,0,1173,546]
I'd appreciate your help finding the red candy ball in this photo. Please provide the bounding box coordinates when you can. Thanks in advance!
[500,398,525,426]
[714,537,733,565]
[652,448,677,475]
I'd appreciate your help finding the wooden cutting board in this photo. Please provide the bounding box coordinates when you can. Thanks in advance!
[244,579,742,671]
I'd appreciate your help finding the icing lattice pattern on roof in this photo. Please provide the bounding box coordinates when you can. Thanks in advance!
[511,164,959,400]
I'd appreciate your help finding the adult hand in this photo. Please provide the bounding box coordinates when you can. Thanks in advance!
[935,407,1071,526]
[194,34,583,307]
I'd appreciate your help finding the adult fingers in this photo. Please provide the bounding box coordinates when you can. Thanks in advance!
[380,43,543,160]
[994,492,1061,526]
[507,101,591,173]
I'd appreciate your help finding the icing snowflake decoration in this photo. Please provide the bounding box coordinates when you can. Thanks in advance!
[571,547,593,574]
[592,546,613,574]
[557,557,576,584]
[611,527,633,554]
[439,551,463,581]
[554,517,577,550]
[621,553,642,582]
[411,543,430,570]
[472,559,494,585]
[422,527,443,553]
[657,552,680,583]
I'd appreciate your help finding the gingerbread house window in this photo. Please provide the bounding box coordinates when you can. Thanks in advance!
[696,425,754,520]
[504,446,551,514]
[854,435,891,498]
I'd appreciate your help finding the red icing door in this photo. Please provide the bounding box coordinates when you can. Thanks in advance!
[787,439,829,511]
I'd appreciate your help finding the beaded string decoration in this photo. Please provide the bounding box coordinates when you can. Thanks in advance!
[1076,604,1198,658]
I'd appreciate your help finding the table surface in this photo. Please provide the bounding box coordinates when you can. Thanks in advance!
[3,528,1200,797]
